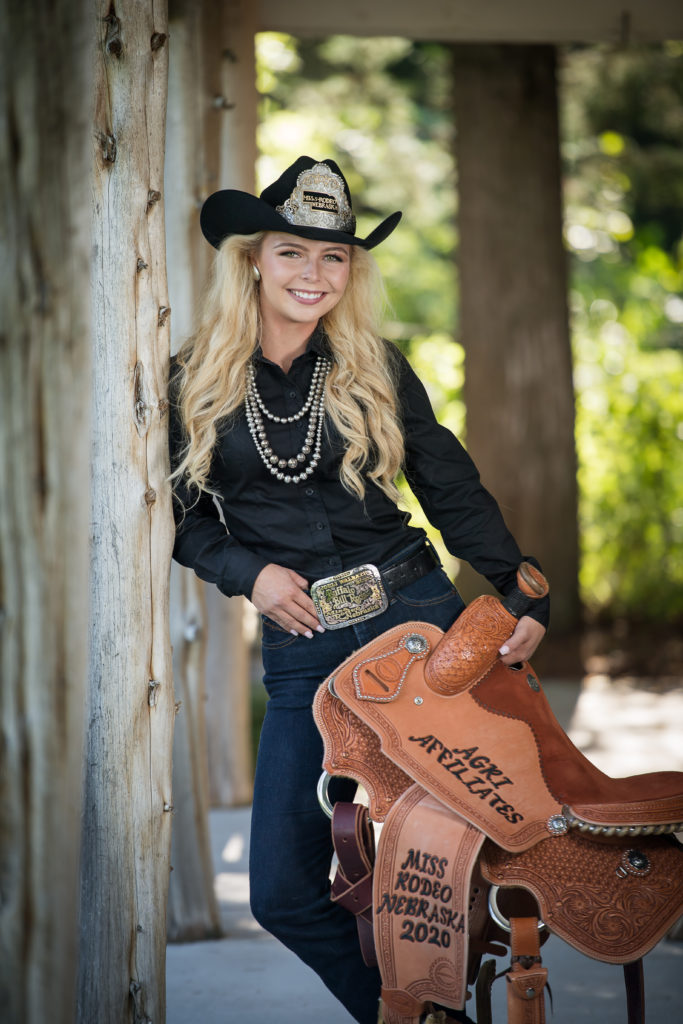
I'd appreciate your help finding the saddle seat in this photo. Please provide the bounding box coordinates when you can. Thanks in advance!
[470,660,683,834]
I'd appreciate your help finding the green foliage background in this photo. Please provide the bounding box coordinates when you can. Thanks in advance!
[256,36,683,621]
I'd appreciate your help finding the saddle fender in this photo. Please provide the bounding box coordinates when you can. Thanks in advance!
[373,785,484,1023]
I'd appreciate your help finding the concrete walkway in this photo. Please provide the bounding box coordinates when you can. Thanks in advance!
[167,676,683,1022]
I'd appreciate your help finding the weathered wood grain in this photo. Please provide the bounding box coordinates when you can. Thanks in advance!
[164,0,257,942]
[78,3,174,1022]
[0,2,93,1022]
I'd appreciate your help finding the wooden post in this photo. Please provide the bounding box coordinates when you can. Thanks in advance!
[452,44,580,634]
[203,0,258,809]
[205,591,253,806]
[0,2,92,1022]
[164,0,256,942]
[167,564,221,940]
[166,0,256,818]
[78,3,174,1022]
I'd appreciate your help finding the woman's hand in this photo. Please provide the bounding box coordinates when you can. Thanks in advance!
[251,563,324,638]
[498,615,545,666]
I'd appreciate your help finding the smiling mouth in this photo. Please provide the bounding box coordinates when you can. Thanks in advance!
[289,289,325,302]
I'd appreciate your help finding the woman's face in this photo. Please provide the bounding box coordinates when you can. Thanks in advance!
[255,233,351,331]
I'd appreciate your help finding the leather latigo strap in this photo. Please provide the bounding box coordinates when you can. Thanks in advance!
[623,959,645,1024]
[506,917,548,1024]
[330,802,377,967]
[373,784,485,1024]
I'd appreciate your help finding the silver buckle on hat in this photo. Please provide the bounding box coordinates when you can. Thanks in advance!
[275,163,356,233]
[310,564,388,629]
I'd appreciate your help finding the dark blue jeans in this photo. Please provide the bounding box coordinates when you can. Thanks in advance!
[249,559,465,1024]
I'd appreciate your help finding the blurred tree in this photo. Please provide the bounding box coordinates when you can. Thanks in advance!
[452,44,579,632]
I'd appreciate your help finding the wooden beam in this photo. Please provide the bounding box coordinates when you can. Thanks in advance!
[257,0,683,43]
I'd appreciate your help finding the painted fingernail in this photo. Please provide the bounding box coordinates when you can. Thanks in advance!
[316,625,325,633]
[499,645,510,655]
[290,629,298,636]
[305,630,314,639]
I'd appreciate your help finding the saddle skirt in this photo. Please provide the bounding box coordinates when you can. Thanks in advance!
[480,828,683,963]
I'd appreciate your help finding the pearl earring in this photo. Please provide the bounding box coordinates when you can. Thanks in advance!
[252,265,261,282]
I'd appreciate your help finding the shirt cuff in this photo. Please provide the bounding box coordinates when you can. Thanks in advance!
[217,548,271,601]
[498,555,550,630]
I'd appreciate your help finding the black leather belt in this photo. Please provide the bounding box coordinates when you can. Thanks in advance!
[380,545,439,596]
[310,544,439,630]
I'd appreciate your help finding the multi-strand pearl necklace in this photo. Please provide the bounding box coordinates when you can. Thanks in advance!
[245,355,331,484]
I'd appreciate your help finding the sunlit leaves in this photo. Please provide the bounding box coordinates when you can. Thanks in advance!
[561,45,683,619]
[572,288,683,618]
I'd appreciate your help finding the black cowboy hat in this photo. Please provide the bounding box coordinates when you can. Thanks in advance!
[200,155,401,251]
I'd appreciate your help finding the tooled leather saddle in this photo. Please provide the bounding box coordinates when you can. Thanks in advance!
[312,565,683,1024]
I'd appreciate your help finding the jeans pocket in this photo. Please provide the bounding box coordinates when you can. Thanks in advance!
[261,615,299,651]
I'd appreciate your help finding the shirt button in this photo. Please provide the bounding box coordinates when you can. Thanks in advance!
[289,391,297,399]
[305,487,315,496]
[316,522,325,530]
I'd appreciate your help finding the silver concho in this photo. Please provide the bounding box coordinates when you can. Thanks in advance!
[276,163,356,233]
[404,633,429,654]
[527,673,541,692]
[616,848,652,879]
[547,814,569,836]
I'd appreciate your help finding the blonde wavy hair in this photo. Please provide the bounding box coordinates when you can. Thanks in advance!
[171,232,405,504]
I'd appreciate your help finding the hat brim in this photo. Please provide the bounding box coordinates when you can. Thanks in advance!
[200,190,401,251]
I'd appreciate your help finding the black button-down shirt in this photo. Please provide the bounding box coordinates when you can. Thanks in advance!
[170,331,549,626]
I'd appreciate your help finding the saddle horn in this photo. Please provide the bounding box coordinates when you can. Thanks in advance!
[424,562,548,697]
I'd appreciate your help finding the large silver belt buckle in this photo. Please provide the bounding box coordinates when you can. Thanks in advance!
[310,564,388,630]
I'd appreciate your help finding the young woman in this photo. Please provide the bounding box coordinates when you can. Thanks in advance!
[170,156,548,1024]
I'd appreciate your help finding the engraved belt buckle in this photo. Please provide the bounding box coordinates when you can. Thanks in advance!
[310,564,388,630]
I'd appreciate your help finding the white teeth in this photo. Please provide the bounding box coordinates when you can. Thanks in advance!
[291,290,323,299]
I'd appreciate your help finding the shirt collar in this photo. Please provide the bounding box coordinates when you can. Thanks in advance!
[254,323,331,365]
[307,324,331,356]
